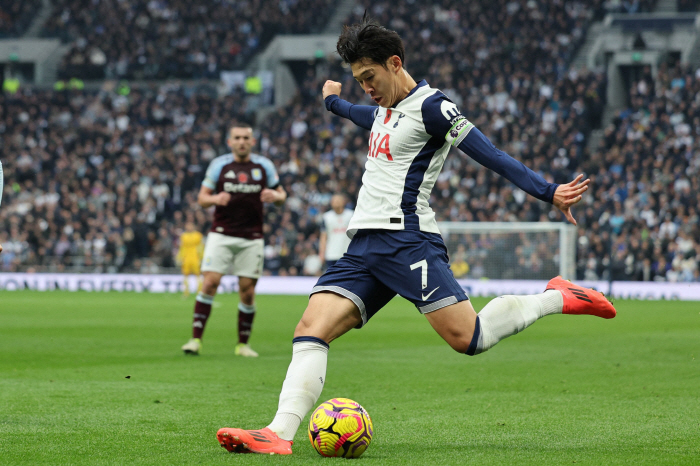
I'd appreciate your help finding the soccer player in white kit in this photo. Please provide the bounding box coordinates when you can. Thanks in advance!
[217,17,616,455]
[319,194,353,269]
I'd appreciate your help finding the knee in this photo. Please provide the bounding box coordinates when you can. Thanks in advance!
[239,283,254,298]
[202,277,220,294]
[444,331,475,354]
[293,315,313,338]
[449,338,473,354]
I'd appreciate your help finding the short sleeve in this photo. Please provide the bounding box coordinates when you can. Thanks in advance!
[202,159,223,190]
[258,156,280,189]
[421,92,474,147]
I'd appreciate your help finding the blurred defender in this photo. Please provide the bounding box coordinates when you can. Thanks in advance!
[182,123,286,357]
[216,18,615,454]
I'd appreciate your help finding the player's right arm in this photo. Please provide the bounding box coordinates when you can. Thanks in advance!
[199,156,231,208]
[197,186,230,208]
[323,80,376,130]
[176,236,184,266]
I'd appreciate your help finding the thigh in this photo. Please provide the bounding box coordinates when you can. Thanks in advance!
[201,232,234,275]
[295,292,363,344]
[368,231,469,314]
[312,249,396,328]
[231,238,264,278]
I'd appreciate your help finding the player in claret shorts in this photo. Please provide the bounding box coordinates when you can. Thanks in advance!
[181,123,286,357]
[216,17,616,455]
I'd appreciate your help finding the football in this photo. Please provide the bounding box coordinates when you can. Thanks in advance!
[308,398,374,458]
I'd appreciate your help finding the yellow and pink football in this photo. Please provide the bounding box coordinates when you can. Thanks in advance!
[308,398,374,458]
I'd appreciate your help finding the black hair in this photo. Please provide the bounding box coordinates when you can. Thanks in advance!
[336,13,405,68]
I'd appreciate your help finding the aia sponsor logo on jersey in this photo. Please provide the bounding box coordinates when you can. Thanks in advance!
[238,172,249,183]
[368,132,393,161]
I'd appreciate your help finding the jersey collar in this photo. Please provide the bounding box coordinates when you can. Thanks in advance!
[391,80,428,108]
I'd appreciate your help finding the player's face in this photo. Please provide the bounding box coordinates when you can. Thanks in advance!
[227,127,255,159]
[351,57,401,108]
[331,195,345,212]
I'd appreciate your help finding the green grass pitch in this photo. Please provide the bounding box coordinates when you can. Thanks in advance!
[1,291,699,465]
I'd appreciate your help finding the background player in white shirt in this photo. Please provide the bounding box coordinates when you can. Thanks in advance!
[216,17,616,455]
[319,194,353,269]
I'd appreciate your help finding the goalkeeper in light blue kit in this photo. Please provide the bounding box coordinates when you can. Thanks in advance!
[216,16,617,455]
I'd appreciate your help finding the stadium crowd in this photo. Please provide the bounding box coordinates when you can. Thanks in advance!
[43,0,335,80]
[0,0,42,38]
[1,0,699,282]
[575,63,700,282]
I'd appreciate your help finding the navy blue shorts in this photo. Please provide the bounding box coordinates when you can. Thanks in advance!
[312,229,469,327]
[324,260,339,270]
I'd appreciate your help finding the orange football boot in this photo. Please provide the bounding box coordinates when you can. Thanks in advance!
[545,276,616,319]
[217,427,293,455]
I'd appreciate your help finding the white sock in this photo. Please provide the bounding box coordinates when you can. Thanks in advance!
[468,290,563,355]
[238,302,255,313]
[267,338,328,441]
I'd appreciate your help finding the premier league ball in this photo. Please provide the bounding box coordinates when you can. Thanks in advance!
[308,398,374,458]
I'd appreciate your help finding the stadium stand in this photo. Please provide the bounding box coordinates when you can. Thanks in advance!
[43,0,335,80]
[0,0,43,38]
[0,0,698,282]
[678,0,700,12]
[576,63,700,282]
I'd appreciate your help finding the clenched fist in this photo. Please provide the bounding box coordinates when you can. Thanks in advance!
[214,192,231,206]
[322,80,342,100]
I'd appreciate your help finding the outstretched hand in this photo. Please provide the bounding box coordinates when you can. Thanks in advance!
[552,174,590,225]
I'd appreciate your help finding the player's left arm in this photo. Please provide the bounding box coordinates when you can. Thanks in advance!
[422,93,588,225]
[261,186,286,206]
[457,129,589,225]
[259,156,286,206]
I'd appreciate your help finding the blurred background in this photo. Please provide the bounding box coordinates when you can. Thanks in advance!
[1,0,699,284]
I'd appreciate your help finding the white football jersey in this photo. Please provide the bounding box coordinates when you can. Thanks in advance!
[347,81,474,237]
[321,208,354,260]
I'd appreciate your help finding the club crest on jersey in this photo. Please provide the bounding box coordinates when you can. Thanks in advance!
[251,168,262,181]
[238,172,249,183]
[224,170,236,179]
[393,113,405,128]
